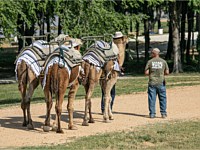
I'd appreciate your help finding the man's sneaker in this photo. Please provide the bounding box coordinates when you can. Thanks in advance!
[161,114,167,119]
[101,110,104,115]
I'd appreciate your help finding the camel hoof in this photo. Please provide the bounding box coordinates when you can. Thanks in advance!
[109,116,114,120]
[56,129,64,134]
[68,125,78,130]
[51,125,58,131]
[103,117,110,123]
[103,118,111,123]
[82,121,89,126]
[22,122,27,127]
[27,124,34,130]
[43,126,51,132]
[88,118,95,123]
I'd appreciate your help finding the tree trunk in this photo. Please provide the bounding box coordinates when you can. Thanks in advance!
[136,21,139,63]
[165,2,173,60]
[171,1,183,73]
[196,14,200,70]
[186,7,194,64]
[180,1,187,63]
[143,1,150,63]
[58,17,62,35]
[17,14,24,53]
[46,15,50,42]
[196,13,200,32]
[157,6,162,30]
[40,12,45,36]
[25,23,35,46]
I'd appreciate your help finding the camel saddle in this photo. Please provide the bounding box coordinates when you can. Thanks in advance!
[44,45,82,68]
[83,40,119,64]
[15,40,58,66]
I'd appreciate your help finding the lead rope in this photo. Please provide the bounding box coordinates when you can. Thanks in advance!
[58,47,65,67]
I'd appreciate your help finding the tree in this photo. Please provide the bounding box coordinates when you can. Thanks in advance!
[180,1,187,63]
[171,0,183,73]
[186,3,194,64]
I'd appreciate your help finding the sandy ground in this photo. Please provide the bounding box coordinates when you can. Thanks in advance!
[0,85,200,148]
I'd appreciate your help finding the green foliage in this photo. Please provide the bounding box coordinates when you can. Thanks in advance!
[189,0,200,12]
[56,0,132,37]
[0,1,19,36]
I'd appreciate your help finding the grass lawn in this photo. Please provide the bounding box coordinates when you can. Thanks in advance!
[0,73,200,107]
[22,119,200,150]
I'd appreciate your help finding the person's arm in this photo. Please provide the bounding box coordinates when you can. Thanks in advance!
[144,61,150,75]
[164,62,169,75]
[145,69,149,75]
[164,69,169,75]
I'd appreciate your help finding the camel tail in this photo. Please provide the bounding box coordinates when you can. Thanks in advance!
[51,64,59,97]
[17,60,28,89]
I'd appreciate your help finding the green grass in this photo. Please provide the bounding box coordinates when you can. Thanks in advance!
[0,73,200,107]
[21,119,200,150]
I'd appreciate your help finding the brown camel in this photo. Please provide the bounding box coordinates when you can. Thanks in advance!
[101,36,127,122]
[15,35,69,129]
[81,35,128,126]
[42,41,82,133]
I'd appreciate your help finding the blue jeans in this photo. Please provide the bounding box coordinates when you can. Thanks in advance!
[148,84,167,117]
[101,84,116,112]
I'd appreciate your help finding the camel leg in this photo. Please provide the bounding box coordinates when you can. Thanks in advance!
[102,75,117,122]
[25,77,39,129]
[68,79,79,130]
[19,78,27,126]
[17,61,28,126]
[42,68,54,132]
[82,80,95,126]
[55,97,63,133]
[43,90,53,132]
[88,83,95,124]
[55,68,71,133]
[82,85,89,126]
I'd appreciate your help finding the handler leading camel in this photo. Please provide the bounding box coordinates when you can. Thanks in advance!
[101,31,125,114]
[81,32,128,125]
[100,31,127,122]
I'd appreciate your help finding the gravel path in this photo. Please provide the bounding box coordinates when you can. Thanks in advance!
[0,85,200,148]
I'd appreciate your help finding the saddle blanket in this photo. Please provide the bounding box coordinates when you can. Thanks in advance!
[42,57,71,89]
[113,60,121,72]
[82,51,102,72]
[82,51,120,72]
[15,50,42,81]
[94,40,111,50]
[30,40,49,50]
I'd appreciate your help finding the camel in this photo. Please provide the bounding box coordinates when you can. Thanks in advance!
[15,34,69,129]
[81,35,128,126]
[100,36,128,122]
[42,40,82,133]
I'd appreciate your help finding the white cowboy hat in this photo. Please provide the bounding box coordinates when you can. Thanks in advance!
[72,38,82,47]
[113,31,123,39]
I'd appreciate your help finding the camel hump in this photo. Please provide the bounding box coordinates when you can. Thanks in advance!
[96,40,111,50]
[44,45,82,69]
[84,40,119,63]
[31,40,59,58]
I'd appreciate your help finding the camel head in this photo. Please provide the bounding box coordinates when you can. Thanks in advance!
[113,36,128,67]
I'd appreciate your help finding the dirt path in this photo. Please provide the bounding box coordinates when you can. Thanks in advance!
[0,85,200,148]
